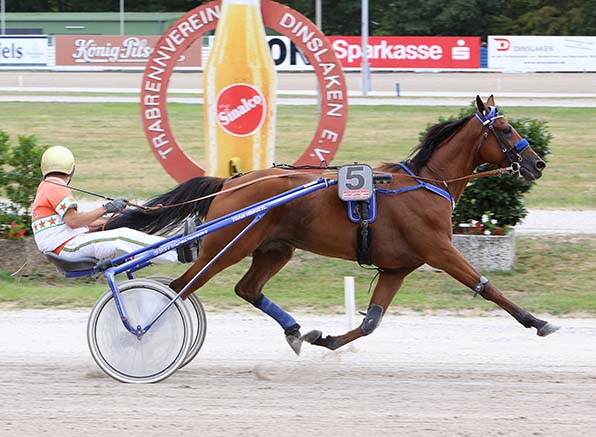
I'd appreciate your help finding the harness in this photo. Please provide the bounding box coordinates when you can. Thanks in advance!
[474,106,529,167]
[376,163,455,210]
[343,106,530,266]
[341,162,455,266]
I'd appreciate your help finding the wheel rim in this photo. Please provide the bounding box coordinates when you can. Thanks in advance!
[88,280,191,383]
[180,293,207,368]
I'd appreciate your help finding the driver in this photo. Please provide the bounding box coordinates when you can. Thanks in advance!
[31,146,193,263]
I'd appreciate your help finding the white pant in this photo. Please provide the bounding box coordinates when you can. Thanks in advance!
[59,227,178,263]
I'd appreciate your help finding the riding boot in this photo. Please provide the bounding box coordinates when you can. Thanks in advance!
[176,217,200,263]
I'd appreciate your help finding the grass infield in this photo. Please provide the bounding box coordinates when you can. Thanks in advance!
[1,102,595,207]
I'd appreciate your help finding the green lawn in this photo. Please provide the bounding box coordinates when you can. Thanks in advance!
[2,236,596,316]
[1,102,595,207]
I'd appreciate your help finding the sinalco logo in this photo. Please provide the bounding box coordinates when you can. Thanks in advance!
[216,84,266,137]
[141,0,348,182]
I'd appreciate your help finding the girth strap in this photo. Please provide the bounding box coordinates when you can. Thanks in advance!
[355,200,373,265]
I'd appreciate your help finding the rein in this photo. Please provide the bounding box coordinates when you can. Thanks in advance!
[16,110,522,213]
[129,165,517,212]
[133,171,323,211]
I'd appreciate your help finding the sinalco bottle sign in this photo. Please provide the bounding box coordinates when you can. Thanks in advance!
[141,0,348,183]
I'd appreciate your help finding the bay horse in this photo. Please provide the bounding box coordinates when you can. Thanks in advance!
[107,95,558,354]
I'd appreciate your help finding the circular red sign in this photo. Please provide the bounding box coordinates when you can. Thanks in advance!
[141,0,348,182]
[216,84,266,137]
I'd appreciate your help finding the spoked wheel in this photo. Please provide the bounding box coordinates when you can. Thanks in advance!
[145,275,208,367]
[87,279,192,384]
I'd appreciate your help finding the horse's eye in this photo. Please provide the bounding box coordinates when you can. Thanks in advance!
[503,126,512,135]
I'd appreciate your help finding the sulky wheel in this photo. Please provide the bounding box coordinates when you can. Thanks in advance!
[87,279,192,384]
[144,275,208,368]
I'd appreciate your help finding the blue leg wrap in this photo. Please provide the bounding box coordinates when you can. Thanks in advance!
[256,295,299,334]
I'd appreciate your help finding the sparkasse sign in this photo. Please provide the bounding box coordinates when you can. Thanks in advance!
[329,36,481,69]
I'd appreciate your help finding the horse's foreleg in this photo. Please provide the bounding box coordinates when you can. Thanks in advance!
[428,242,559,337]
[234,244,305,353]
[304,269,413,351]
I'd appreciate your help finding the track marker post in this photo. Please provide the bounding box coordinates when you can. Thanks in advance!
[344,276,358,352]
[344,276,356,330]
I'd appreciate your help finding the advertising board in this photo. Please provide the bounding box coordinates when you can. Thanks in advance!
[206,35,309,70]
[0,35,48,67]
[488,36,596,72]
[328,36,480,69]
[205,35,481,71]
[54,35,202,67]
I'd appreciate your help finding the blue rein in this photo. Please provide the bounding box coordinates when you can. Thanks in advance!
[377,162,455,210]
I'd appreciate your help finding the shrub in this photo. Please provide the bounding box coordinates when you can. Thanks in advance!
[418,102,552,234]
[0,130,48,236]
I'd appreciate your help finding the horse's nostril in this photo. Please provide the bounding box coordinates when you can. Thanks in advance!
[535,160,546,171]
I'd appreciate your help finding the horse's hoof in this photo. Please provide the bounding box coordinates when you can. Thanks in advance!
[301,330,323,344]
[285,334,303,355]
[537,322,560,337]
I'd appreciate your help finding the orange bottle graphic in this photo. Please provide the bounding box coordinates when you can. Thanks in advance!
[204,0,277,177]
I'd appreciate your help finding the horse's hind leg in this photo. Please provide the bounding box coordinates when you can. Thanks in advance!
[428,242,559,337]
[304,269,414,351]
[234,243,305,353]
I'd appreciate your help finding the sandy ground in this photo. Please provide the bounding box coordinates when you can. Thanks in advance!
[1,309,595,436]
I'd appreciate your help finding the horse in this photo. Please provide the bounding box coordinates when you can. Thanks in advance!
[107,95,558,354]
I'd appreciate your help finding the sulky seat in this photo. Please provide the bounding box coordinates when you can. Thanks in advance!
[44,251,99,274]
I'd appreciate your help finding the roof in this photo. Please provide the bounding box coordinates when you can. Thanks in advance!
[5,12,185,22]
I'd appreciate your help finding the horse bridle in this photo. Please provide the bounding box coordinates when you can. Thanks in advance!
[474,105,528,173]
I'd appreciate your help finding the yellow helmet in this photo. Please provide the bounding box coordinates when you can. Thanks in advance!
[40,146,75,177]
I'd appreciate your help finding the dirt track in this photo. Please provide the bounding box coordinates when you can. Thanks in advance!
[1,310,595,436]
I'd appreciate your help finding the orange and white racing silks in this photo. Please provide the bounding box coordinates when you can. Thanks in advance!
[31,177,87,253]
[31,177,178,263]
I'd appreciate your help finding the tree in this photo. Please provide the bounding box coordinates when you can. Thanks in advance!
[7,0,596,36]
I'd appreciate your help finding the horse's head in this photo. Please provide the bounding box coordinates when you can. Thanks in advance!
[474,95,546,181]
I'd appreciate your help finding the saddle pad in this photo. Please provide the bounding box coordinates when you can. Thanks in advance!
[347,193,377,224]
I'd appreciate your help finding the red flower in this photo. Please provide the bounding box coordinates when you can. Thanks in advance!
[496,229,503,235]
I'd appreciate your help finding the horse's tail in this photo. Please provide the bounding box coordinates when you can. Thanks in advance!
[105,176,225,235]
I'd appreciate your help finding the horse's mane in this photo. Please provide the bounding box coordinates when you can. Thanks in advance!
[380,114,474,174]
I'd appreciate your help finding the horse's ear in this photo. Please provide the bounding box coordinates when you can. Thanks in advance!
[475,95,485,113]
[487,95,495,106]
